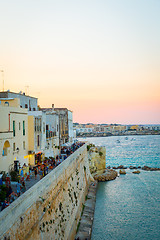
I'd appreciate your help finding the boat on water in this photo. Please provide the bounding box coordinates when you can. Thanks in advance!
[125,137,128,140]
[116,140,120,143]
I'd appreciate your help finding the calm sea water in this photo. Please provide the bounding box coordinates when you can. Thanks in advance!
[80,135,160,240]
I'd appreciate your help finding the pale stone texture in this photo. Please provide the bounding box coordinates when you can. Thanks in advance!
[88,146,106,173]
[88,145,118,182]
[0,144,92,240]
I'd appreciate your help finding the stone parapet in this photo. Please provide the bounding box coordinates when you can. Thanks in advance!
[0,144,91,240]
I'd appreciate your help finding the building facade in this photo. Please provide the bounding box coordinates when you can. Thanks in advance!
[0,91,38,111]
[0,98,28,172]
[28,111,46,165]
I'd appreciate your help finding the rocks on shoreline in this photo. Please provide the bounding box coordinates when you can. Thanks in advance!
[107,165,160,171]
[93,169,118,182]
[132,170,141,174]
[141,166,160,171]
[119,169,126,175]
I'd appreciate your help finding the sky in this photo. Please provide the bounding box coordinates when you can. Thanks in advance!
[0,0,160,124]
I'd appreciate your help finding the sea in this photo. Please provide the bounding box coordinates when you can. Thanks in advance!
[80,135,160,240]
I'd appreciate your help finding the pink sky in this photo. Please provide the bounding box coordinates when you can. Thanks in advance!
[0,0,160,124]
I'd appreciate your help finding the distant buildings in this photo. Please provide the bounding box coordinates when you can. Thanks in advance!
[74,123,160,137]
[0,91,74,172]
[54,108,73,145]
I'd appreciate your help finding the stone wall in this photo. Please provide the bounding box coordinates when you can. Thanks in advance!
[88,146,106,173]
[0,144,91,240]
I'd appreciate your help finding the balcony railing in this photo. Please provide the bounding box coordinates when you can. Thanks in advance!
[46,130,56,138]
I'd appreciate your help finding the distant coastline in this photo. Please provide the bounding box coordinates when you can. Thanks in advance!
[77,132,160,138]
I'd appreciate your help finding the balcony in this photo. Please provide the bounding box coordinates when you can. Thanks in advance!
[46,130,56,138]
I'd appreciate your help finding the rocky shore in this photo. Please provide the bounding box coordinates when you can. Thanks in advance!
[87,145,118,182]
[93,169,118,182]
[109,165,160,171]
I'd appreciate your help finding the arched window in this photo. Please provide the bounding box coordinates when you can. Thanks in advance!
[4,101,9,106]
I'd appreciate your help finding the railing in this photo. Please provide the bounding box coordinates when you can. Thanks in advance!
[46,130,56,138]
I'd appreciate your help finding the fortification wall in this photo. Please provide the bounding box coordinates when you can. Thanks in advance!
[0,144,91,240]
[88,146,106,173]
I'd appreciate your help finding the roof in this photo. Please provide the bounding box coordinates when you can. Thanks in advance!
[0,91,38,99]
[55,108,72,112]
[0,98,14,100]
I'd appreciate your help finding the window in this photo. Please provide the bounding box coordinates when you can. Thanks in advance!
[37,119,39,131]
[13,143,15,151]
[23,121,25,135]
[39,119,41,132]
[43,122,45,133]
[19,122,20,130]
[13,121,15,137]
[35,118,37,132]
[37,135,40,147]
[33,108,36,111]
[25,104,28,108]
[4,101,9,106]
[23,141,25,150]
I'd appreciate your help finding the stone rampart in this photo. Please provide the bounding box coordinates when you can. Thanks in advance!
[0,144,91,240]
[88,146,106,173]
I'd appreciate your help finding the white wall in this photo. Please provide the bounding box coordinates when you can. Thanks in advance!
[68,111,73,142]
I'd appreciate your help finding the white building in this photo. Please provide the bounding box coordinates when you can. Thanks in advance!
[45,111,60,158]
[0,98,29,172]
[76,128,93,134]
[68,110,74,143]
[0,91,38,111]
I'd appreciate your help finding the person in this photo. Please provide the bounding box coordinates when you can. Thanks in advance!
[34,167,38,180]
[26,171,30,181]
[1,200,9,211]
[5,174,11,187]
[21,181,26,193]
[43,167,46,177]
[10,192,18,203]
[6,185,13,201]
[46,165,49,174]
[39,169,43,179]
[16,180,21,197]
[20,168,24,178]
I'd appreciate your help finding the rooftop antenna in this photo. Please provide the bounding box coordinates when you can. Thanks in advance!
[25,85,29,95]
[0,70,4,91]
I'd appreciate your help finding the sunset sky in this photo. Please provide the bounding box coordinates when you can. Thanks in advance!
[0,0,160,124]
